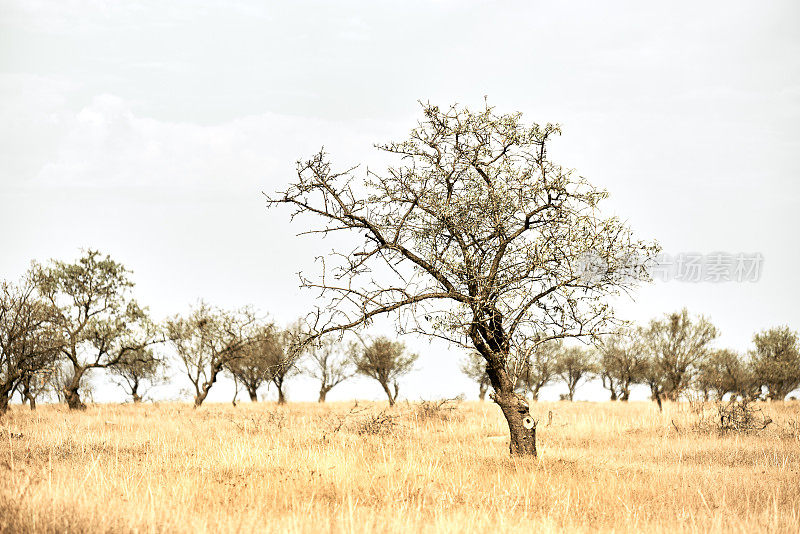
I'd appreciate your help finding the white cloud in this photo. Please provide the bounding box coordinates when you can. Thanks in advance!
[35,93,399,190]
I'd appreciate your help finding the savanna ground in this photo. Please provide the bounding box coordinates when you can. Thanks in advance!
[1,399,799,533]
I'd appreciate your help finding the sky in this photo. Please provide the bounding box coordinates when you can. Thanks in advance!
[1,1,798,404]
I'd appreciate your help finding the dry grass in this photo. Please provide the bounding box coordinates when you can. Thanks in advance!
[1,400,799,533]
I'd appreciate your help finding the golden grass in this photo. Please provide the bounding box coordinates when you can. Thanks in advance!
[1,400,799,533]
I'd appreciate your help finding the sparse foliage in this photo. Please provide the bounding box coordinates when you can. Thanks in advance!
[304,335,356,402]
[554,346,595,401]
[352,336,417,406]
[267,100,658,455]
[750,326,800,401]
[167,301,257,407]
[694,348,756,401]
[108,346,164,403]
[33,250,160,410]
[640,309,717,405]
[595,331,647,401]
[460,351,491,401]
[0,275,61,414]
[226,323,283,402]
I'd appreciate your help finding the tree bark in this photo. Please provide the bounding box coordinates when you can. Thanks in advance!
[64,368,87,410]
[380,381,396,406]
[0,394,9,415]
[277,386,286,405]
[248,388,258,402]
[493,390,536,456]
[478,382,488,402]
[318,387,329,403]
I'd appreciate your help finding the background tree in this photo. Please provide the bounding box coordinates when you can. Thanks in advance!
[693,348,755,401]
[461,351,491,401]
[34,250,159,409]
[108,346,164,403]
[750,326,800,400]
[226,323,283,402]
[352,336,417,406]
[554,346,595,401]
[514,339,562,401]
[167,302,256,407]
[268,101,657,455]
[0,275,60,414]
[305,335,355,402]
[639,309,717,403]
[595,331,646,401]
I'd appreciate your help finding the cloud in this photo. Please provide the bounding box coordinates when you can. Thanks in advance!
[34,93,399,191]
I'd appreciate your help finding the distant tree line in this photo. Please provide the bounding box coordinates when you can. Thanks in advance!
[0,250,420,414]
[2,251,798,415]
[461,308,800,408]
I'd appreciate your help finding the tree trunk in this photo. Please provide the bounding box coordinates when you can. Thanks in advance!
[27,394,37,411]
[0,394,9,415]
[64,369,87,410]
[380,381,396,406]
[132,393,142,404]
[478,382,488,402]
[248,388,258,402]
[493,390,536,456]
[318,387,329,403]
[609,389,617,401]
[131,381,142,403]
[277,386,286,405]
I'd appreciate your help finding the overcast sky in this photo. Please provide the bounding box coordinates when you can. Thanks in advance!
[1,1,798,403]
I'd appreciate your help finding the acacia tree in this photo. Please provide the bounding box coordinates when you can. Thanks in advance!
[305,335,355,402]
[352,336,417,406]
[167,302,257,407]
[461,351,491,401]
[595,331,647,401]
[268,101,657,455]
[108,346,164,403]
[554,346,595,401]
[226,323,282,402]
[750,326,800,400]
[693,349,756,400]
[0,275,60,415]
[34,250,160,410]
[515,339,562,401]
[640,309,717,403]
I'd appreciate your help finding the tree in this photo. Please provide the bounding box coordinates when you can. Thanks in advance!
[34,250,160,410]
[461,351,491,401]
[0,275,60,415]
[226,323,283,402]
[595,331,647,401]
[750,326,800,401]
[108,346,164,403]
[305,335,355,402]
[514,339,562,401]
[554,346,595,401]
[352,336,417,406]
[268,101,657,455]
[694,349,756,401]
[167,302,256,407]
[640,309,717,403]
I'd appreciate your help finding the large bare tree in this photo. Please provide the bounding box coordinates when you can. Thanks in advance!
[34,250,160,410]
[268,101,657,455]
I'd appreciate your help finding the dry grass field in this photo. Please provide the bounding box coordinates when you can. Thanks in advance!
[1,400,799,533]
